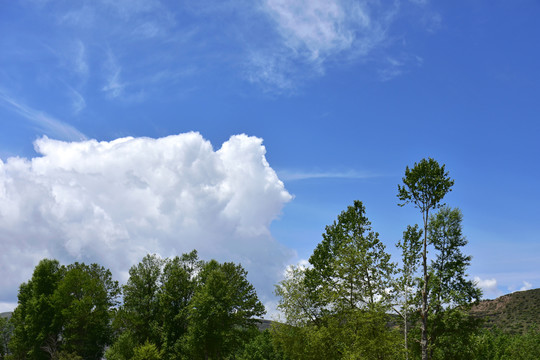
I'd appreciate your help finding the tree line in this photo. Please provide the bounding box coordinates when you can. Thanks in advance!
[271,158,539,359]
[3,252,266,360]
[2,158,540,360]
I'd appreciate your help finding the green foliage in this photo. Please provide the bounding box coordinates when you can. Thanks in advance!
[111,251,204,359]
[132,341,163,360]
[395,224,423,358]
[104,331,136,360]
[401,207,482,360]
[425,207,482,359]
[471,327,540,360]
[270,322,308,360]
[159,251,201,359]
[8,259,118,360]
[9,259,64,360]
[398,158,457,360]
[272,310,402,360]
[107,251,263,360]
[274,265,319,327]
[236,330,285,360]
[120,254,164,346]
[274,201,400,359]
[306,200,395,312]
[397,158,454,215]
[396,225,423,292]
[184,260,265,359]
[56,350,83,360]
[429,207,481,308]
[324,309,402,359]
[470,289,540,334]
[53,263,120,360]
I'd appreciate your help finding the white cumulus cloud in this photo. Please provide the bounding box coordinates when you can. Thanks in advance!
[0,133,293,313]
[474,276,500,299]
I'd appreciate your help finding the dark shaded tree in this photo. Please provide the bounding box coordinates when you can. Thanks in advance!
[185,260,265,359]
[8,259,64,360]
[235,329,285,360]
[9,259,118,360]
[119,254,164,347]
[0,316,13,360]
[52,262,120,360]
[158,251,201,359]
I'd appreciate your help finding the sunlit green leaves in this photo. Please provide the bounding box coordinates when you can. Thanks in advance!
[397,157,454,214]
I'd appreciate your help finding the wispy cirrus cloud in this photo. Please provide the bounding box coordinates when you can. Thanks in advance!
[7,0,437,99]
[71,40,89,79]
[264,0,382,61]
[245,0,445,91]
[278,168,380,181]
[378,54,424,81]
[102,50,126,99]
[246,0,397,91]
[66,86,87,114]
[0,91,86,141]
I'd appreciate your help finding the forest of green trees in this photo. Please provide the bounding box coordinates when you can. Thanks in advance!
[2,158,540,360]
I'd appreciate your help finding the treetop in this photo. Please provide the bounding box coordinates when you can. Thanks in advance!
[397,157,454,212]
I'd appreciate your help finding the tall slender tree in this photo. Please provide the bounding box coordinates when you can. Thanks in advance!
[395,224,423,360]
[397,158,454,360]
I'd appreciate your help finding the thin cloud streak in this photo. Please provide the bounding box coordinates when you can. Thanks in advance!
[0,91,86,141]
[102,50,126,99]
[278,169,381,181]
[66,86,87,114]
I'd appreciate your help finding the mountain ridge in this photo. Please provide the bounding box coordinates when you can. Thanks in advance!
[470,288,540,334]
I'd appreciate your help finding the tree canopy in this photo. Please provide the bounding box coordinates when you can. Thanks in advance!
[274,200,401,359]
[8,260,119,360]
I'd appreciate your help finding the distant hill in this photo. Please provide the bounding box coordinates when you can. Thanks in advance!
[471,288,540,334]
[0,312,12,319]
[2,289,539,334]
[256,319,273,331]
[260,289,540,334]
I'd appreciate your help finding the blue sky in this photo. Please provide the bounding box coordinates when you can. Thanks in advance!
[1,0,539,314]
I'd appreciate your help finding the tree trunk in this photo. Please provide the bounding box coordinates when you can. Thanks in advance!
[421,209,429,360]
[404,285,409,360]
